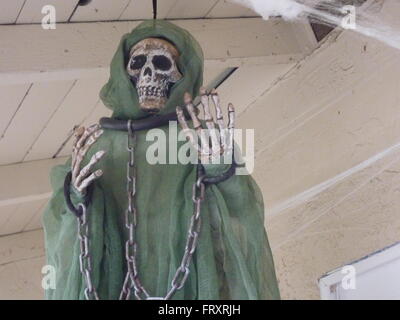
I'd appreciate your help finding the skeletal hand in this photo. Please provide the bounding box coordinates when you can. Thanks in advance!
[71,124,105,194]
[176,87,235,164]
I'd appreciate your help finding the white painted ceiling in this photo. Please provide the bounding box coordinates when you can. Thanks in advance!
[0,0,315,236]
[0,0,256,24]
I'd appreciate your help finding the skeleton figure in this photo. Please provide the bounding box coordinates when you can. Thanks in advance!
[71,38,234,193]
[44,20,280,300]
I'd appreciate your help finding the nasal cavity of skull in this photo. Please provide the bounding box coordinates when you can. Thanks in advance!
[144,67,152,77]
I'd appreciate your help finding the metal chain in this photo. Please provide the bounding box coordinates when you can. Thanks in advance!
[121,120,206,300]
[120,121,149,300]
[76,120,206,300]
[76,203,99,300]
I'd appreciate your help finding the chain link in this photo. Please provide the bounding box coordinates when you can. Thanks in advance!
[76,120,206,300]
[77,203,99,300]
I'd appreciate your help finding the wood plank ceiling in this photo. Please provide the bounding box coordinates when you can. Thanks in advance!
[0,0,313,236]
[0,0,256,24]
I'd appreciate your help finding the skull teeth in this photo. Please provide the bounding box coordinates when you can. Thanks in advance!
[137,85,167,99]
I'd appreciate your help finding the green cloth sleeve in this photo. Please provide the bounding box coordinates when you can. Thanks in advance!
[42,161,124,299]
[204,172,281,299]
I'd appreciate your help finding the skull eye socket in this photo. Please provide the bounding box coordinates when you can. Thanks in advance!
[152,55,172,71]
[130,54,147,70]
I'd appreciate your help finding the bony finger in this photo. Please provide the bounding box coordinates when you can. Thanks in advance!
[76,124,100,149]
[200,88,213,122]
[177,107,191,133]
[94,150,106,160]
[93,128,104,139]
[176,106,188,127]
[82,129,104,150]
[72,126,85,153]
[90,129,104,146]
[184,92,201,128]
[228,103,235,128]
[76,169,103,193]
[74,126,85,138]
[77,129,104,171]
[75,150,106,186]
[184,92,192,105]
[226,103,235,152]
[184,92,200,116]
[199,86,208,109]
[88,151,106,174]
[86,123,100,134]
[210,89,223,119]
[184,92,210,155]
[177,106,201,154]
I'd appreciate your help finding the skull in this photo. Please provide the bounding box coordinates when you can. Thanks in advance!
[126,38,182,113]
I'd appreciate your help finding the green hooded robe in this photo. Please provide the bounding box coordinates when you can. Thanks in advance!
[43,20,280,300]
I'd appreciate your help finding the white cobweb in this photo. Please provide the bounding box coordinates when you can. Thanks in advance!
[231,0,400,50]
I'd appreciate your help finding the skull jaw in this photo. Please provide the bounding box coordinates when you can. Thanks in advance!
[139,96,168,114]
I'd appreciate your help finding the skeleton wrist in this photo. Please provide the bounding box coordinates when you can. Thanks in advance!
[70,180,87,199]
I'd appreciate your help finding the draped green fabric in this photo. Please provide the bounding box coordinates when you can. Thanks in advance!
[43,20,280,300]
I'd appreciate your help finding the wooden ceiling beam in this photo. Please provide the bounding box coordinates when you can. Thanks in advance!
[0,18,306,85]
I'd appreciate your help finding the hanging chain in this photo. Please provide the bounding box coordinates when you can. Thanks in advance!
[120,121,149,300]
[76,120,206,300]
[121,120,206,300]
[77,203,99,300]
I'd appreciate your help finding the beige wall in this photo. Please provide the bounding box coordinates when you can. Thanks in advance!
[245,2,400,299]
[268,147,400,299]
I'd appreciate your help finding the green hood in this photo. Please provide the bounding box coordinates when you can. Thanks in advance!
[100,20,204,120]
